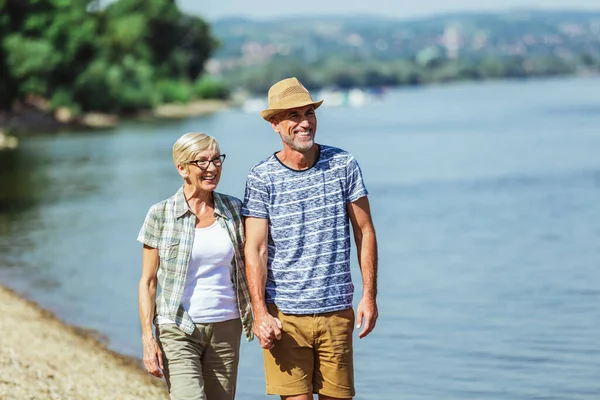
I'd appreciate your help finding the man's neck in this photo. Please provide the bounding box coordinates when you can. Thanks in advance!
[276,144,319,170]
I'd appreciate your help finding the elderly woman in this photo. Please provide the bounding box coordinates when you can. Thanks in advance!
[137,132,253,400]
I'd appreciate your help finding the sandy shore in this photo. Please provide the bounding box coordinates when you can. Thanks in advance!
[0,99,231,140]
[0,286,168,400]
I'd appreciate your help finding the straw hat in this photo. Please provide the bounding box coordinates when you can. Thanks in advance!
[260,77,324,121]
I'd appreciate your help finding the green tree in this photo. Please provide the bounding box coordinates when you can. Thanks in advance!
[0,0,219,113]
[1,0,98,109]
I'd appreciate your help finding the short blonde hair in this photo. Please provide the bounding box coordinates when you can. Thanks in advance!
[172,132,220,171]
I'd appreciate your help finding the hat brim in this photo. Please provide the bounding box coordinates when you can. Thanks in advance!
[260,99,324,121]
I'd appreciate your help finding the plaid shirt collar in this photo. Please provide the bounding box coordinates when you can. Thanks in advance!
[173,186,229,220]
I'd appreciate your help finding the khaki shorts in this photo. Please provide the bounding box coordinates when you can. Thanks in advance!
[263,304,355,398]
[156,319,242,400]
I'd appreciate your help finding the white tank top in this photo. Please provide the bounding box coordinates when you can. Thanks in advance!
[157,221,239,324]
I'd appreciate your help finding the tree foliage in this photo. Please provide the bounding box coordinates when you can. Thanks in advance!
[0,0,224,113]
[221,54,589,95]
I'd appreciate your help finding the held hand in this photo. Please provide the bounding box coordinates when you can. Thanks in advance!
[142,336,164,378]
[253,312,282,349]
[356,296,378,339]
[258,334,275,350]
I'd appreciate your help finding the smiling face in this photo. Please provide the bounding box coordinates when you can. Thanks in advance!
[177,147,222,192]
[270,104,317,153]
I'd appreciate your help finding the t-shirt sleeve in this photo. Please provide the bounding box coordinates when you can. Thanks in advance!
[137,205,160,248]
[242,168,269,219]
[345,156,369,203]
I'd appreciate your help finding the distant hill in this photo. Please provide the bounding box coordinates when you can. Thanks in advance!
[206,10,600,93]
[211,10,600,60]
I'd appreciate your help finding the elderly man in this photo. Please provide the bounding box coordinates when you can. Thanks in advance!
[242,77,379,400]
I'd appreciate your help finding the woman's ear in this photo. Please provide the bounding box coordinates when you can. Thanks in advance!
[176,163,188,178]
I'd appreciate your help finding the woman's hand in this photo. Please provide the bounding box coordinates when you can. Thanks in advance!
[253,313,282,350]
[142,335,164,378]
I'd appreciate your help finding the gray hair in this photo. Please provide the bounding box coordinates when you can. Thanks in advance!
[172,132,220,172]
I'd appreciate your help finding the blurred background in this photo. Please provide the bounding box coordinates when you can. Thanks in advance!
[1,1,599,399]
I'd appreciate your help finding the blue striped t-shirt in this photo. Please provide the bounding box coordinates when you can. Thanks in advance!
[242,144,368,314]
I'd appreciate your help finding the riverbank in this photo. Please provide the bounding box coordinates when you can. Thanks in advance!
[0,285,168,399]
[0,98,230,150]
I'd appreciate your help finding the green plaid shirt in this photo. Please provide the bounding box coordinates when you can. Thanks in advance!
[137,187,254,341]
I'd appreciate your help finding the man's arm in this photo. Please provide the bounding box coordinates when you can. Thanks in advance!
[138,244,163,377]
[244,217,282,349]
[347,196,379,339]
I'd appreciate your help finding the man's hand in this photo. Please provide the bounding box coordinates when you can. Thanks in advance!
[253,312,282,349]
[356,296,378,339]
[142,335,164,377]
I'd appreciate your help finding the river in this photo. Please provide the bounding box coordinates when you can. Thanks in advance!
[1,77,599,399]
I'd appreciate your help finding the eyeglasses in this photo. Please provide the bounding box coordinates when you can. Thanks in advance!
[186,154,226,170]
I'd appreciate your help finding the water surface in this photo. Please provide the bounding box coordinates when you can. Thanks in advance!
[1,77,599,399]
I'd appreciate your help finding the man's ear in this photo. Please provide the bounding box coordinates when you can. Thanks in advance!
[270,118,279,133]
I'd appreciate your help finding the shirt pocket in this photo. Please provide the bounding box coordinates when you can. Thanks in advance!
[158,238,180,261]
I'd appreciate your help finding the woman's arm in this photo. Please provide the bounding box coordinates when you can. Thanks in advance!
[138,244,164,377]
